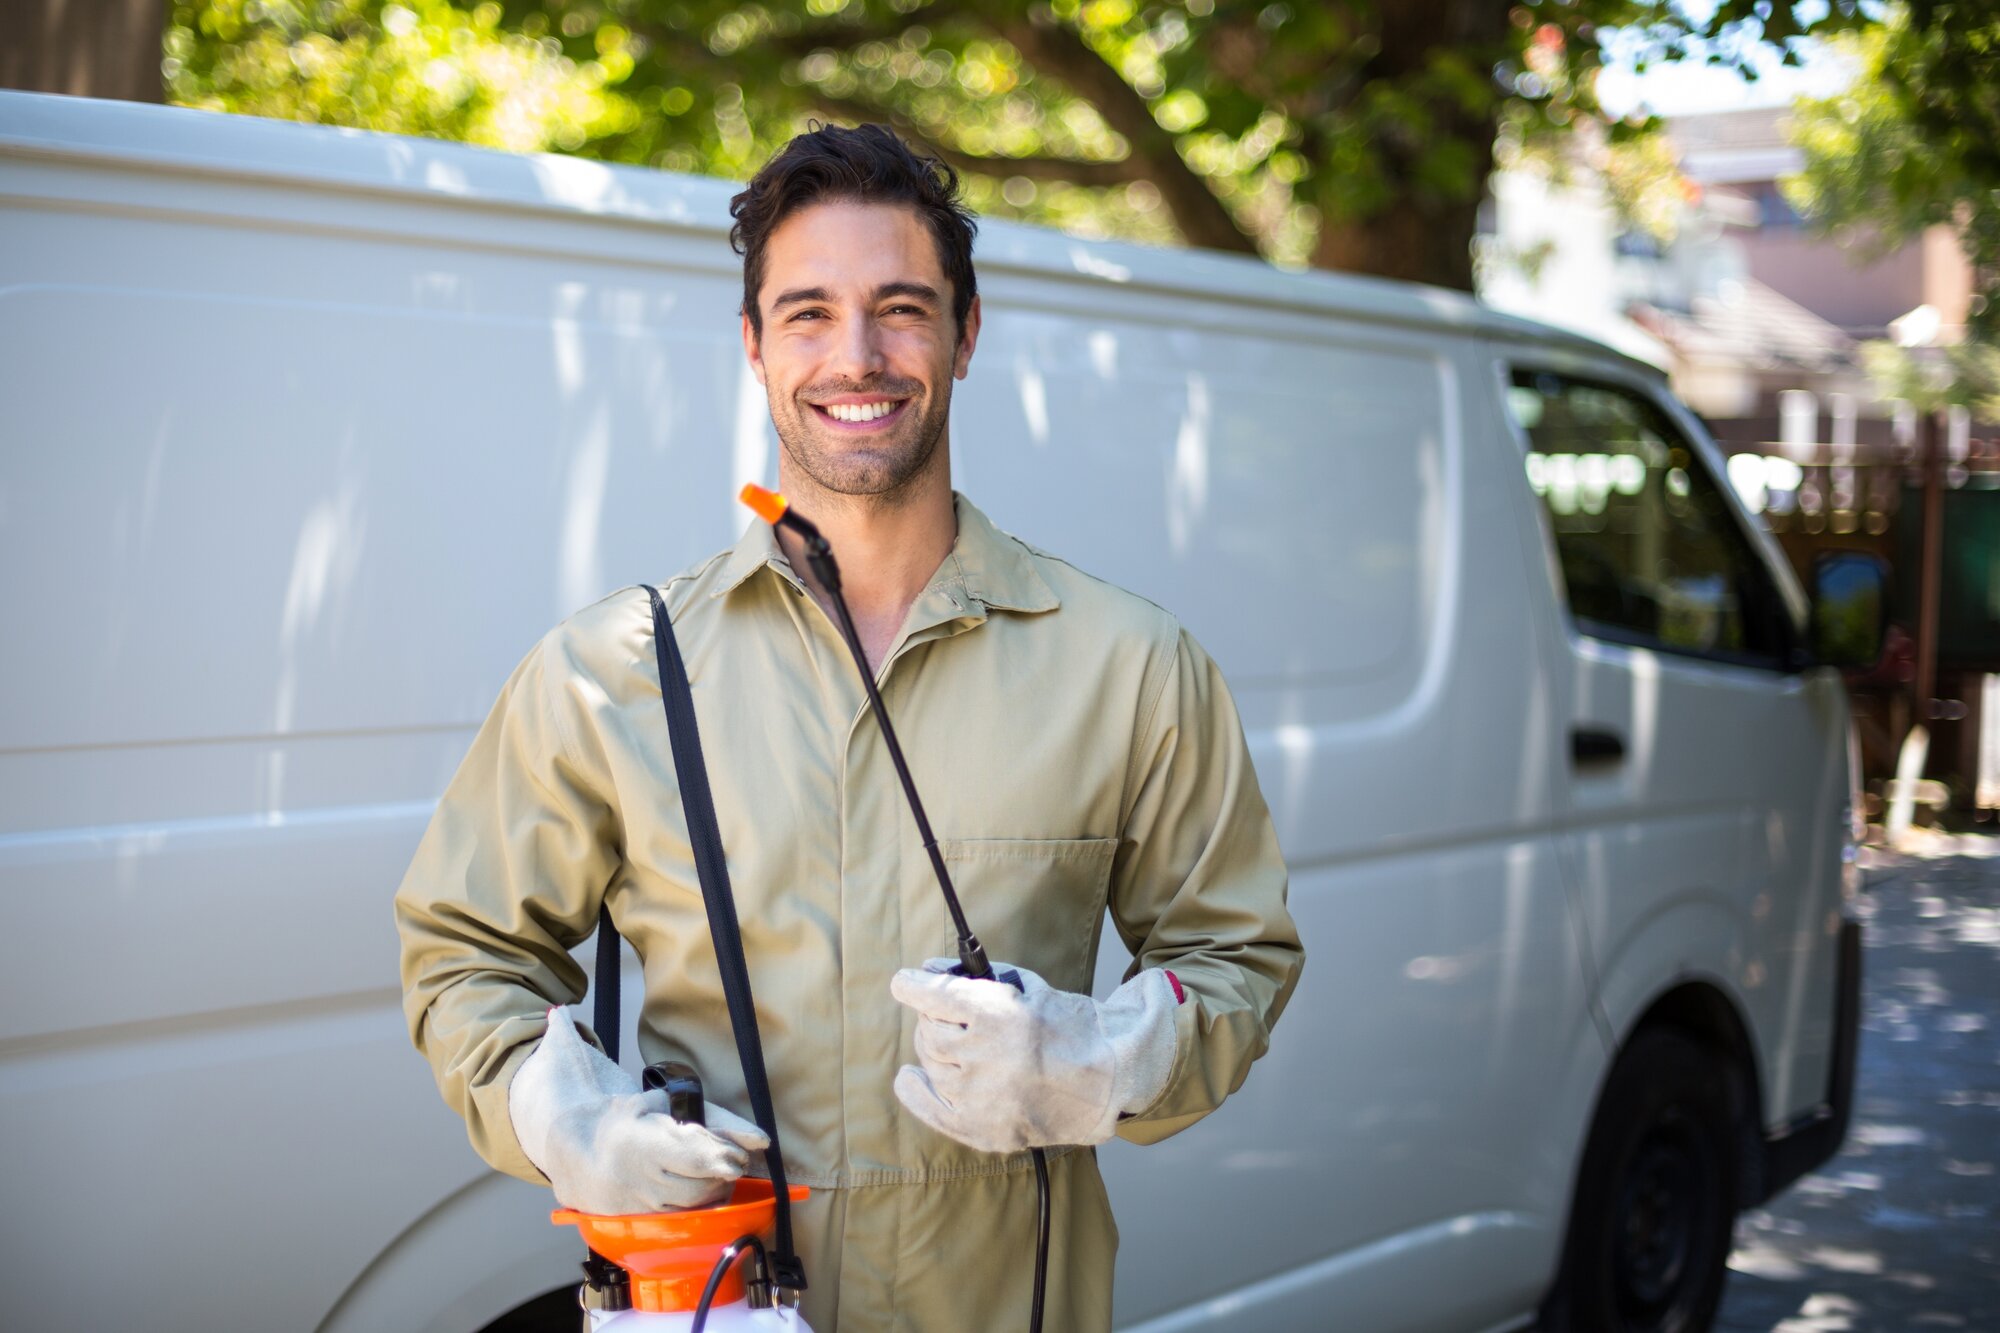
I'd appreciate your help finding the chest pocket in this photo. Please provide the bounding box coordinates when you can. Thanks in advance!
[934,836,1118,994]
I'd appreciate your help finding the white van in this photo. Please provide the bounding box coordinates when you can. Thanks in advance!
[0,89,1877,1333]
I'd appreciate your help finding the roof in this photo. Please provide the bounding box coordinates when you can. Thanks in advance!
[1665,106,1804,185]
[0,89,1653,373]
[1627,276,1856,375]
[1666,106,1795,154]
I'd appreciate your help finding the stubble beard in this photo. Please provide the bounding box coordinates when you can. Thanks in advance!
[771,375,953,507]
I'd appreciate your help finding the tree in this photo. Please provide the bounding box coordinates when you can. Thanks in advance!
[1783,1,2000,341]
[168,0,1874,292]
[1859,340,2000,421]
[164,0,641,153]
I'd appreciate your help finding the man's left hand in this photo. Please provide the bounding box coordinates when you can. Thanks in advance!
[889,959,1182,1153]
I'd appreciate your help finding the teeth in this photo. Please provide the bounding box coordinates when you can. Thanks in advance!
[825,400,899,422]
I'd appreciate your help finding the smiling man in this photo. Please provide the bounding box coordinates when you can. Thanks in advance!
[394,123,1304,1332]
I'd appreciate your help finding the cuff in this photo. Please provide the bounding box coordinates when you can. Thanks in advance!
[469,1025,557,1187]
[503,1007,635,1181]
[1102,969,1183,1121]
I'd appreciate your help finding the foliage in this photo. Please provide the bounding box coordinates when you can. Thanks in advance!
[164,0,640,152]
[166,0,1874,285]
[1860,339,2000,419]
[1783,2,2000,340]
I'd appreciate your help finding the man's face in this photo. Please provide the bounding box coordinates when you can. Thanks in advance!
[743,199,980,500]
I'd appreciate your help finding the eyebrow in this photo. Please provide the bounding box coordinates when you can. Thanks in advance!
[875,282,942,305]
[768,281,943,312]
[769,286,831,312]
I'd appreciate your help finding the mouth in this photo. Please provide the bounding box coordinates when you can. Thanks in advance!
[808,397,912,431]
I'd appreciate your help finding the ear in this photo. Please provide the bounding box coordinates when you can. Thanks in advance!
[952,294,982,381]
[741,307,767,387]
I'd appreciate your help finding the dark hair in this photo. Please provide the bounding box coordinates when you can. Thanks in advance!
[729,122,979,340]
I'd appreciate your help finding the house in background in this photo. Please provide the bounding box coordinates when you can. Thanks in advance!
[1482,105,1976,457]
[1672,107,1976,343]
[1638,106,1976,456]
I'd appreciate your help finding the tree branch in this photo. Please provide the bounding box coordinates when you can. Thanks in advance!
[632,6,1255,253]
[624,17,729,76]
[985,9,1260,255]
[950,152,1145,186]
[762,1,968,59]
[804,91,1144,188]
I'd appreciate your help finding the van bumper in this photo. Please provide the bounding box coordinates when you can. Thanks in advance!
[1758,915,1862,1203]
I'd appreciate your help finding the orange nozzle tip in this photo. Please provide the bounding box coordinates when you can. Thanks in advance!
[739,483,789,525]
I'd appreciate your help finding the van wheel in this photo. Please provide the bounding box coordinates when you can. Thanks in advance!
[478,1284,580,1333]
[1540,1026,1740,1333]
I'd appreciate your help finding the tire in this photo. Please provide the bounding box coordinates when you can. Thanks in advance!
[1540,1026,1743,1333]
[479,1284,582,1333]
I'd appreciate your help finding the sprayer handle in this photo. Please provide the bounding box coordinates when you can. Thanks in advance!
[949,961,1025,992]
[643,1061,706,1125]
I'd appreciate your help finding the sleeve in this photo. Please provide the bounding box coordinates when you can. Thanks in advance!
[392,626,624,1184]
[1108,619,1305,1145]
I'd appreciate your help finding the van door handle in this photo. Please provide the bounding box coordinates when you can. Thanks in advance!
[1570,725,1625,766]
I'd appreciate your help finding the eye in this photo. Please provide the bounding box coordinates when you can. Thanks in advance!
[788,309,827,322]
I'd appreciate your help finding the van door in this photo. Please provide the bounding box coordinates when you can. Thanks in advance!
[1497,362,1851,1144]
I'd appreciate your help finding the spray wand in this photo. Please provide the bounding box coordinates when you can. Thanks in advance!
[738,483,1050,1333]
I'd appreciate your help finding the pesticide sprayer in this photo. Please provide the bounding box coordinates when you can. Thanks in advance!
[552,484,1050,1333]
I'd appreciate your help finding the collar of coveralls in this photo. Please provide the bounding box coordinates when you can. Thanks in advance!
[711,488,1063,618]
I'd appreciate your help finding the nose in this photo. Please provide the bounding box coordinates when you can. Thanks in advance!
[827,306,888,383]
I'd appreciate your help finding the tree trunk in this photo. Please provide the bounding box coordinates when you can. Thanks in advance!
[1,0,166,103]
[1313,187,1489,292]
[1311,0,1508,292]
[994,10,1261,257]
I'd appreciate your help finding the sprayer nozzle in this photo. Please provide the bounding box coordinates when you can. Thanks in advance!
[740,483,789,527]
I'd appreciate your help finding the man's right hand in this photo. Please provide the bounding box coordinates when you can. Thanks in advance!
[507,1007,769,1215]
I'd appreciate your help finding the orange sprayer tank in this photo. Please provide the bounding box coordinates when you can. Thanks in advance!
[553,1181,814,1332]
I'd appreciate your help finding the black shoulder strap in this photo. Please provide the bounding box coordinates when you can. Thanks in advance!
[586,849,629,1309]
[630,581,806,1295]
[593,903,621,1063]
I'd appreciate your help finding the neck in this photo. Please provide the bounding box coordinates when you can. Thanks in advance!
[772,460,957,667]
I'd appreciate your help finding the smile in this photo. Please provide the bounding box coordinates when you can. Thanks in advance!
[812,398,909,427]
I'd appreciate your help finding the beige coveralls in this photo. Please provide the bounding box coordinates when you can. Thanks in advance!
[394,491,1304,1331]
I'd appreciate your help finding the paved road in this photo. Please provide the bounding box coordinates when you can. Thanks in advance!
[1716,834,2000,1332]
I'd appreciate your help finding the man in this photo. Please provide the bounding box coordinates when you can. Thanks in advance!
[395,122,1303,1332]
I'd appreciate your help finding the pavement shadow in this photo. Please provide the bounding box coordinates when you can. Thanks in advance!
[1712,839,2000,1332]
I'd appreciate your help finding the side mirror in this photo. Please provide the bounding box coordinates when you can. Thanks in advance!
[1809,551,1890,670]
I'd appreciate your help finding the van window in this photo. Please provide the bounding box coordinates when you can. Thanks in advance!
[1505,369,1787,665]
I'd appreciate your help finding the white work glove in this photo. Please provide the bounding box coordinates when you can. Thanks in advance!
[506,1007,769,1215]
[889,958,1182,1153]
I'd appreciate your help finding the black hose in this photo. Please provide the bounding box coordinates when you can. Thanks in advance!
[808,537,991,977]
[1030,1146,1050,1333]
[690,1233,767,1333]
